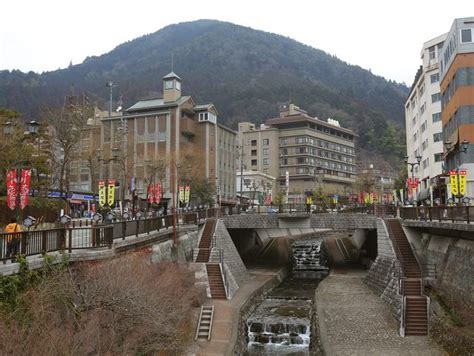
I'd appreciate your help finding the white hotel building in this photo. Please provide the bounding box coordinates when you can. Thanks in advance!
[405,33,447,202]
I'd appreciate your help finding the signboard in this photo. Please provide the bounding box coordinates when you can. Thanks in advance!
[179,185,185,203]
[449,170,459,196]
[6,169,18,210]
[98,180,106,207]
[459,170,467,196]
[19,169,31,209]
[107,180,115,207]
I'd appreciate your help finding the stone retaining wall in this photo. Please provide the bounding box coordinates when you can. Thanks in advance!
[232,268,289,355]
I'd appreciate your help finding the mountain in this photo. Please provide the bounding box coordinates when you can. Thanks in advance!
[0,19,408,165]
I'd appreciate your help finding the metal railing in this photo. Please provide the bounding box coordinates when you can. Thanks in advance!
[400,206,473,224]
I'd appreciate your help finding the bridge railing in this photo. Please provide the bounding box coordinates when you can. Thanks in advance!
[400,206,473,224]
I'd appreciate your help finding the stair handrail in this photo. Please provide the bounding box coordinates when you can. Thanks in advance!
[195,306,205,341]
[208,306,214,340]
[221,260,229,299]
[401,296,406,337]
[385,219,406,267]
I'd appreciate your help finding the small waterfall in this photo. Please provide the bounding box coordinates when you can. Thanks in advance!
[292,240,329,278]
[246,299,312,355]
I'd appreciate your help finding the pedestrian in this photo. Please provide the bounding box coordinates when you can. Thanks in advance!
[4,217,22,260]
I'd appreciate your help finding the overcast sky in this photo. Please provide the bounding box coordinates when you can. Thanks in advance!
[0,0,471,85]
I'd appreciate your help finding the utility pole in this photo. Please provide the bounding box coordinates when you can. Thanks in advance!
[106,81,116,117]
[239,139,244,207]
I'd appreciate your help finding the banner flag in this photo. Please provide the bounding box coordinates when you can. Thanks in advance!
[184,185,190,204]
[306,196,313,205]
[130,176,136,193]
[98,180,106,207]
[155,183,162,204]
[399,189,404,205]
[449,170,459,196]
[147,184,154,204]
[459,170,467,196]
[7,169,18,210]
[19,169,31,209]
[107,180,115,207]
[179,185,185,203]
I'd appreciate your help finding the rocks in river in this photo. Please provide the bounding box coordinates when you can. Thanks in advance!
[249,322,264,333]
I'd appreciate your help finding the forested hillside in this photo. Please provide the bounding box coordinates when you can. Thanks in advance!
[0,19,408,165]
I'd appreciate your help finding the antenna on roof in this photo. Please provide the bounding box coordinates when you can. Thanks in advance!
[171,52,174,72]
[288,87,291,104]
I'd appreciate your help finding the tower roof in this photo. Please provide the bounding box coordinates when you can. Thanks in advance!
[162,71,182,81]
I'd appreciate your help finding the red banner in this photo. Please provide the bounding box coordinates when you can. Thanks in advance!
[155,183,161,204]
[7,169,18,211]
[147,184,154,204]
[19,169,31,209]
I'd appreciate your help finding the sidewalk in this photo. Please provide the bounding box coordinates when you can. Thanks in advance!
[315,269,445,356]
[194,268,281,356]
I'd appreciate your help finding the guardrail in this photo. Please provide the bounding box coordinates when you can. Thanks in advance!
[400,206,473,224]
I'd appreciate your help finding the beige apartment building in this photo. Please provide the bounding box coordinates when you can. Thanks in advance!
[239,104,357,203]
[70,72,237,209]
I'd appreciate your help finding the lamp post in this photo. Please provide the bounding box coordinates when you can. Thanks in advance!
[444,139,470,204]
[404,155,422,203]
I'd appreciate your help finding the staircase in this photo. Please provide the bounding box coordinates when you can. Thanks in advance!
[196,219,216,263]
[386,219,428,336]
[195,305,214,341]
[206,263,227,299]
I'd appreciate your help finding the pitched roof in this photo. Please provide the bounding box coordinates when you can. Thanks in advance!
[162,71,182,81]
[125,96,190,112]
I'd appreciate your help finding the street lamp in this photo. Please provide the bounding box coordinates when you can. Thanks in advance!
[404,155,422,203]
[3,121,12,135]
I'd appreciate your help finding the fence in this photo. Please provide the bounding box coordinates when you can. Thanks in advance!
[400,206,473,224]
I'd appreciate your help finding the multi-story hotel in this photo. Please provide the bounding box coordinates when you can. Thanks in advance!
[405,33,446,201]
[239,104,357,203]
[439,17,474,199]
[70,72,237,209]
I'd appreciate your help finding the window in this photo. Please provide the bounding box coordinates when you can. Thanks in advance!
[430,73,439,83]
[251,159,257,166]
[433,132,443,142]
[164,80,173,89]
[176,81,181,91]
[251,149,257,156]
[432,112,441,123]
[420,103,426,115]
[419,85,425,96]
[434,153,443,162]
[251,140,257,146]
[431,93,440,103]
[422,139,428,151]
[413,132,417,142]
[428,46,436,60]
[421,121,427,132]
[263,138,269,145]
[263,158,269,165]
[297,157,305,164]
[280,139,288,146]
[461,28,473,43]
[263,148,269,156]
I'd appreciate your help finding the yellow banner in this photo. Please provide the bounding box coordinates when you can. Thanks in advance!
[450,170,459,196]
[98,180,106,207]
[179,186,185,203]
[459,170,467,196]
[306,196,313,205]
[107,180,115,206]
[184,186,190,203]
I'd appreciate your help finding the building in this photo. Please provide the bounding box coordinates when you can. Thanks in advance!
[239,104,357,203]
[439,17,474,200]
[236,170,277,205]
[405,34,446,201]
[70,72,237,210]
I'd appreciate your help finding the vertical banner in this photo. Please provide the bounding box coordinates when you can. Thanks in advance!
[155,183,161,204]
[449,170,459,196]
[147,184,154,204]
[98,180,106,207]
[130,176,136,193]
[399,189,404,205]
[19,169,31,209]
[179,185,185,203]
[184,185,190,204]
[459,170,467,196]
[107,180,115,207]
[6,169,18,211]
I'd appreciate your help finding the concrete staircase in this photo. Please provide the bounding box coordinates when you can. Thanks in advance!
[386,219,428,336]
[206,263,227,299]
[195,305,214,341]
[196,219,216,263]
